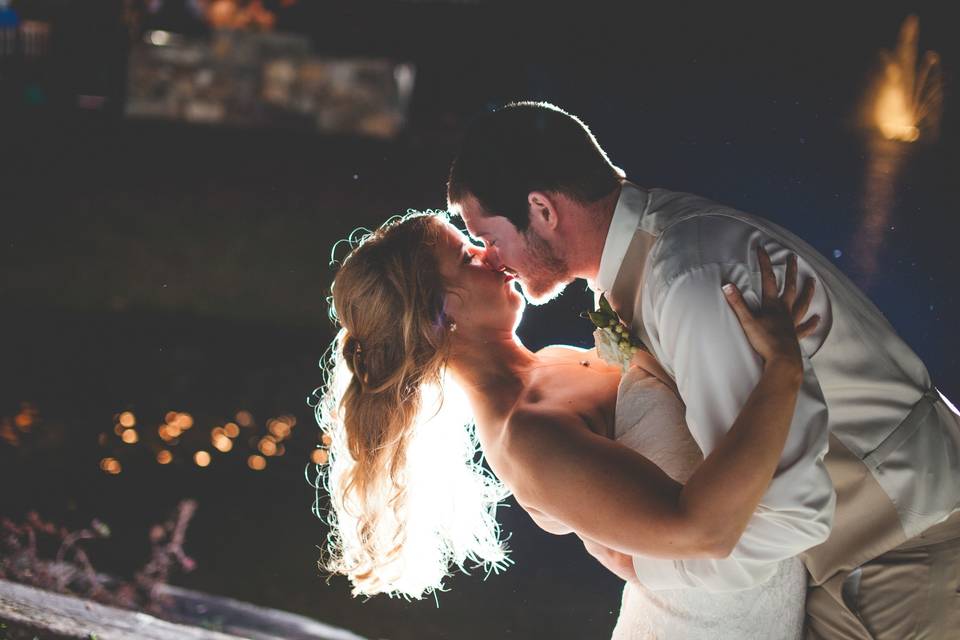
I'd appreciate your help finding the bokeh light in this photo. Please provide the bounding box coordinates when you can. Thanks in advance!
[258,437,277,456]
[212,435,233,452]
[310,449,328,465]
[99,457,122,475]
[194,450,211,467]
[121,429,139,444]
[118,411,136,428]
[247,454,267,471]
[156,449,173,464]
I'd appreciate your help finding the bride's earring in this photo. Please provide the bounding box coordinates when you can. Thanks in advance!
[447,319,457,333]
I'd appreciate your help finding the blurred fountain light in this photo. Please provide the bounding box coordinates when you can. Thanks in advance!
[235,410,254,428]
[310,449,328,465]
[194,451,211,467]
[224,422,240,438]
[854,14,943,289]
[118,411,136,428]
[157,450,173,465]
[867,15,942,143]
[248,454,267,471]
[121,429,139,444]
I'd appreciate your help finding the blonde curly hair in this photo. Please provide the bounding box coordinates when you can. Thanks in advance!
[309,211,511,599]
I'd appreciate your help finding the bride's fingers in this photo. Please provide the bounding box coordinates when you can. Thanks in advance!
[791,277,816,324]
[722,282,754,329]
[795,314,821,339]
[782,254,798,306]
[757,246,778,305]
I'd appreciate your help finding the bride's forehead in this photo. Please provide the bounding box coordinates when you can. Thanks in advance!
[437,222,467,248]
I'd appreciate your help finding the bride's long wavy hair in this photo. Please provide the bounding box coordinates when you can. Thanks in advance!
[308,211,511,600]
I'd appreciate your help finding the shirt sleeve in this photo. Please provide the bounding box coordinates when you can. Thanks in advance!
[631,260,836,592]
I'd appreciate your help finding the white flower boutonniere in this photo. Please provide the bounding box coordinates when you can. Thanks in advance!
[587,294,644,373]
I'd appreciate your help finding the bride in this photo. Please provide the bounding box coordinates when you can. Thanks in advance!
[311,211,819,638]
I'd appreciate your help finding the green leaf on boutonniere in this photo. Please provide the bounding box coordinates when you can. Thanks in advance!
[598,293,616,318]
[587,311,610,328]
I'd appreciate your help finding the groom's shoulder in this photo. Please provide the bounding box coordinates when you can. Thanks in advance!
[648,209,762,286]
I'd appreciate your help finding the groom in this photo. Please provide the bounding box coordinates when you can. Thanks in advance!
[447,102,960,638]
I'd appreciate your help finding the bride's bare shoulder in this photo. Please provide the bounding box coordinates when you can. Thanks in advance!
[535,343,588,358]
[535,343,607,368]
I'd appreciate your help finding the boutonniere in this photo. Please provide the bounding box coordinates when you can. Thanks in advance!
[586,294,644,373]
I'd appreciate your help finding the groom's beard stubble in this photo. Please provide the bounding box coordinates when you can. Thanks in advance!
[518,227,571,305]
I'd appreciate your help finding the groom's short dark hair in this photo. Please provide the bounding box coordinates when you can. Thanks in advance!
[447,102,625,231]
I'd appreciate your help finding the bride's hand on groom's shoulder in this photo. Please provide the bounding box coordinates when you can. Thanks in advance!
[722,246,819,373]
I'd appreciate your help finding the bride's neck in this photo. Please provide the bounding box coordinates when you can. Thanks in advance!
[447,330,538,421]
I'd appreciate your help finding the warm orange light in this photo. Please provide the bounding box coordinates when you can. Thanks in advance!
[870,15,941,142]
[157,450,173,464]
[235,410,254,428]
[211,426,225,438]
[247,454,267,470]
[174,412,194,429]
[258,437,277,456]
[224,422,240,438]
[268,419,291,440]
[100,457,122,474]
[311,449,329,465]
[119,411,136,428]
[321,433,332,446]
[165,411,179,423]
[212,435,233,452]
[121,429,139,444]
[194,451,211,467]
[114,424,126,436]
[14,413,33,430]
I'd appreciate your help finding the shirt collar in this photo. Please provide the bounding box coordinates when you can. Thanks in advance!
[596,181,649,293]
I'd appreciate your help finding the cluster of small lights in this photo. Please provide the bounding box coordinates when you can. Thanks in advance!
[0,402,39,447]
[252,415,297,467]
[158,411,195,443]
[98,408,308,474]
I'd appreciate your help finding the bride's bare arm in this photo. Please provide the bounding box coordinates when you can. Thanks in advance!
[506,248,816,559]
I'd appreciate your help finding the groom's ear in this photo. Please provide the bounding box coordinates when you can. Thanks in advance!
[527,191,560,232]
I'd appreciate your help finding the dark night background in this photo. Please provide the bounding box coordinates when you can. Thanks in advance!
[1,2,958,639]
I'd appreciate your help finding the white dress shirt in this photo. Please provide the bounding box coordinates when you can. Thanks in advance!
[597,182,960,591]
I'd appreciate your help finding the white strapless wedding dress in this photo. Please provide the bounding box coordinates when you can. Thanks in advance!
[609,371,807,640]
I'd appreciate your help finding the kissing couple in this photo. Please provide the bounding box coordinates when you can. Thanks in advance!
[312,103,960,639]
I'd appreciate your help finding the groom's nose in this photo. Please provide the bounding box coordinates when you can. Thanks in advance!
[481,246,503,271]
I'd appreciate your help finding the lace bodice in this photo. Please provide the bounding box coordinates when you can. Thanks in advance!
[610,369,807,640]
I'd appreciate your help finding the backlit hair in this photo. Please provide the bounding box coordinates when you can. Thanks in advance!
[309,211,511,599]
[447,101,625,231]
